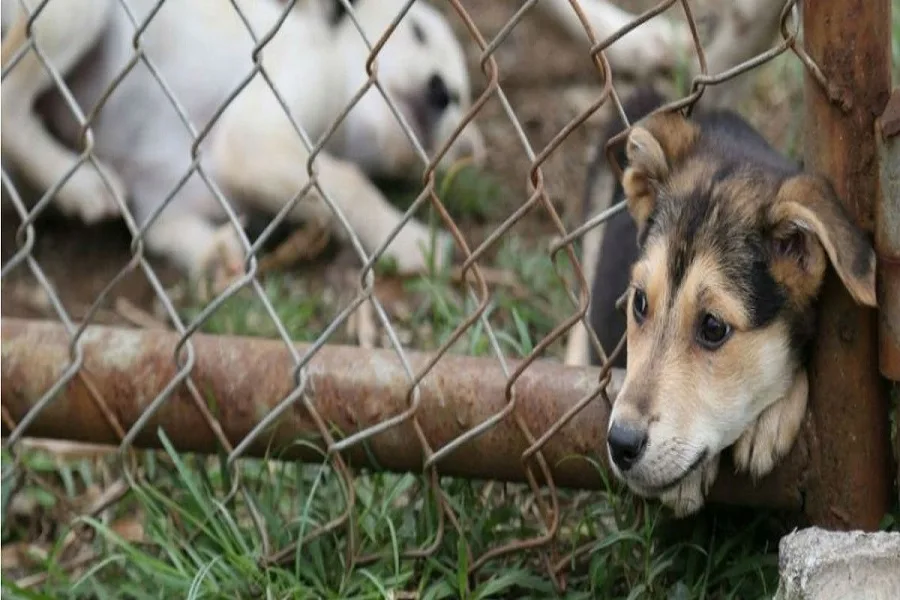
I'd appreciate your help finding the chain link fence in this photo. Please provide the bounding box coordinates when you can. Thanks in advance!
[2,0,893,595]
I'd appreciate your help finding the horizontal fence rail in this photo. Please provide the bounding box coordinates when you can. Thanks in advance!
[1,318,810,509]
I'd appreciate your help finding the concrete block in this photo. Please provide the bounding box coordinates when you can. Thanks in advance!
[774,527,900,600]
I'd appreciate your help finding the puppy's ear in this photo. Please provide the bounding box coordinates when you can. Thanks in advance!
[622,111,698,238]
[769,173,876,307]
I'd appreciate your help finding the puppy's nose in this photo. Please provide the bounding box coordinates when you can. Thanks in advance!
[607,422,648,472]
[426,73,451,112]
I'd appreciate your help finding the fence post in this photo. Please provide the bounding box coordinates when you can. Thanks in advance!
[875,89,900,509]
[801,0,894,529]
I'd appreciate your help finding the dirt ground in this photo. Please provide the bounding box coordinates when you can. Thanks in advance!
[0,1,797,327]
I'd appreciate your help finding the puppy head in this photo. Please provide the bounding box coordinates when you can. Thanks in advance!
[606,110,876,497]
[331,0,483,177]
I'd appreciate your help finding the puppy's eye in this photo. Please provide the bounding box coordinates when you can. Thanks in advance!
[411,21,426,44]
[697,313,732,350]
[632,288,649,324]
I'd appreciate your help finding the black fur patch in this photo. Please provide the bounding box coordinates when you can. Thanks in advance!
[588,207,637,368]
[788,308,817,363]
[744,254,785,328]
[711,163,738,185]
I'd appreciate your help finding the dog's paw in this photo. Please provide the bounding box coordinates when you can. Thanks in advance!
[733,372,808,479]
[192,222,246,300]
[658,455,720,518]
[56,161,126,224]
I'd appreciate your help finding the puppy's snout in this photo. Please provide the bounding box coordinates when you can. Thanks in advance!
[426,73,452,112]
[454,128,485,164]
[607,422,648,472]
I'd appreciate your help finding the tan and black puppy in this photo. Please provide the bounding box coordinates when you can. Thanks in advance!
[586,88,877,516]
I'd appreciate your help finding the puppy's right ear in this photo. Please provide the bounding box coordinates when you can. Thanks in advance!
[622,111,698,238]
[770,173,877,308]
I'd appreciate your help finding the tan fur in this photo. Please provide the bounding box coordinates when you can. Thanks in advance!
[622,168,656,230]
[638,111,701,163]
[733,371,809,479]
[622,114,701,237]
[663,159,717,201]
[629,239,670,322]
[769,238,827,307]
[772,175,877,308]
[626,127,669,180]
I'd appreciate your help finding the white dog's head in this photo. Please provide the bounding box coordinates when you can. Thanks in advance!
[325,0,484,178]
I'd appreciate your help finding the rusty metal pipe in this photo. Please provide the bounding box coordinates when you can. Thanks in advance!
[801,0,894,529]
[1,318,808,509]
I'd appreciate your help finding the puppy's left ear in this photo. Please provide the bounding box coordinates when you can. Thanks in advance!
[769,173,877,307]
[622,111,699,239]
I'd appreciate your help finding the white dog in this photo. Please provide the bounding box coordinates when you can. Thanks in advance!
[2,0,789,296]
[1,0,484,287]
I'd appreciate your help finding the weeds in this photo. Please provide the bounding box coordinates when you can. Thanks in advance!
[1,437,786,599]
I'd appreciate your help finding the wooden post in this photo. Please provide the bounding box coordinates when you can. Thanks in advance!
[801,0,894,529]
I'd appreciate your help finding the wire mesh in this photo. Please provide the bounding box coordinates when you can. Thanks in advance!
[1,0,840,593]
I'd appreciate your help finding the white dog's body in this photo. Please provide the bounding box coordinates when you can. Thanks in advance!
[2,0,789,298]
[2,0,483,284]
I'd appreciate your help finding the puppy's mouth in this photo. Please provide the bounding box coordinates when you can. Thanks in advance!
[394,93,436,152]
[626,447,709,497]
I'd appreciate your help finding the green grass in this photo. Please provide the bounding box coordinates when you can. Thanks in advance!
[180,275,337,342]
[374,163,510,224]
[1,435,791,599]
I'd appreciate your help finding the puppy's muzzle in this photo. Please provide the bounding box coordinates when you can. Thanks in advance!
[426,73,454,113]
[607,421,648,472]
[414,74,485,167]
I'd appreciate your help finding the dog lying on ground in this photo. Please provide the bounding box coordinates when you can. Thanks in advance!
[583,87,877,516]
[1,0,484,288]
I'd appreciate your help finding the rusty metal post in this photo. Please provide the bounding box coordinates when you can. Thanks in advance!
[876,90,900,382]
[1,318,809,509]
[875,89,900,507]
[801,0,894,529]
